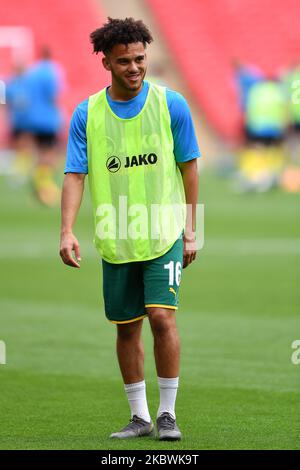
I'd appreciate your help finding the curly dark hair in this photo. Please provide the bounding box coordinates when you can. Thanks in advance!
[90,17,153,55]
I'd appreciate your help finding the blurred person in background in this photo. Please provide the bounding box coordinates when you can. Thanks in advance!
[233,60,264,113]
[237,77,288,192]
[245,78,288,145]
[5,61,35,185]
[27,47,64,207]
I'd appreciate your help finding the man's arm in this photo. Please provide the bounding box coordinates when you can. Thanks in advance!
[166,89,200,268]
[177,159,199,269]
[60,173,86,268]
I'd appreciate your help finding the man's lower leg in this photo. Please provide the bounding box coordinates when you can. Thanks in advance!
[116,320,151,424]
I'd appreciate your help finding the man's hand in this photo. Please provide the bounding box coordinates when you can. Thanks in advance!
[60,232,81,268]
[183,233,197,269]
[60,173,85,268]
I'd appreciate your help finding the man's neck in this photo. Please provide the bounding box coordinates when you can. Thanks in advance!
[108,81,143,101]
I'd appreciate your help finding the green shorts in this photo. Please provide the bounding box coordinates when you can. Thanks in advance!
[102,235,184,324]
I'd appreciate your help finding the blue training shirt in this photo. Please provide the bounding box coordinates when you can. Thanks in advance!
[26,60,63,134]
[6,73,32,131]
[65,81,200,174]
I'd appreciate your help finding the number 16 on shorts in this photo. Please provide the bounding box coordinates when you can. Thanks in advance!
[164,261,182,286]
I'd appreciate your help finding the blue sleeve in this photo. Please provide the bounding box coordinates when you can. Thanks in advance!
[64,99,88,174]
[166,89,201,163]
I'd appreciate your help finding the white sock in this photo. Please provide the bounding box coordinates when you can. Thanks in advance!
[157,376,179,419]
[124,380,151,423]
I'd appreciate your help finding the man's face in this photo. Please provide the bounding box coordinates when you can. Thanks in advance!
[102,42,147,92]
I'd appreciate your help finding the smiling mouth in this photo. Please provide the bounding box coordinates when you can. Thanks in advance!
[127,74,140,81]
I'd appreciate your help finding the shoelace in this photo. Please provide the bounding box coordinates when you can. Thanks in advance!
[158,413,176,430]
[124,415,147,431]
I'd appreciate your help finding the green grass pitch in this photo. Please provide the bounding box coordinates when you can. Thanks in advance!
[0,170,299,450]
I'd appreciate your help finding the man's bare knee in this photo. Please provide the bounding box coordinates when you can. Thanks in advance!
[147,308,177,336]
[117,318,143,341]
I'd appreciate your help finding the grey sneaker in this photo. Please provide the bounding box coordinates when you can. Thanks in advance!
[156,412,182,441]
[110,415,155,439]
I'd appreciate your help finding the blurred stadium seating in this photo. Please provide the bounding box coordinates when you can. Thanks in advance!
[0,0,108,142]
[147,0,300,139]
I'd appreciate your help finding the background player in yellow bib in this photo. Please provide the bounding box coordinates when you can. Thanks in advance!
[60,17,200,440]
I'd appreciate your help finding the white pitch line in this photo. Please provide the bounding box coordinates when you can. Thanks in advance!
[0,238,299,258]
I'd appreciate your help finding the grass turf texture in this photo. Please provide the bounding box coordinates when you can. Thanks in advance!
[0,170,299,450]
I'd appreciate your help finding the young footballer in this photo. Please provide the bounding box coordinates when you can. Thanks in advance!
[60,17,200,440]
